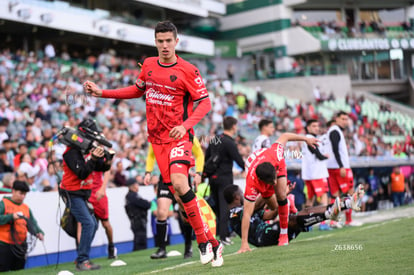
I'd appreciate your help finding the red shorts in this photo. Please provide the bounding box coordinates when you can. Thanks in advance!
[328,168,354,195]
[305,178,329,199]
[89,193,109,220]
[244,159,287,201]
[152,140,194,194]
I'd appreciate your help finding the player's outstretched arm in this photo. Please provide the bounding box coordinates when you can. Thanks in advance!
[83,81,102,97]
[276,132,319,148]
[238,199,255,253]
[84,80,144,99]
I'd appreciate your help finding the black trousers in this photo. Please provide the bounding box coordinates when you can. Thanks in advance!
[0,243,26,272]
[210,176,232,240]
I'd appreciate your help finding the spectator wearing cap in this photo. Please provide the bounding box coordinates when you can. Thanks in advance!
[125,178,150,251]
[34,147,48,176]
[0,180,44,271]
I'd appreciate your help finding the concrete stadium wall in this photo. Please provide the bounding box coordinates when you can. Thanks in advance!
[242,75,352,102]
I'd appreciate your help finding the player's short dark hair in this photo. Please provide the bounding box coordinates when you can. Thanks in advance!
[306,119,318,127]
[336,111,348,118]
[223,116,238,131]
[258,119,273,131]
[256,162,276,184]
[13,180,30,193]
[155,21,177,38]
[326,120,335,127]
[305,119,318,133]
[224,185,240,204]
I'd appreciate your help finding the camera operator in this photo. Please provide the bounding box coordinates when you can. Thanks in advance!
[60,119,111,271]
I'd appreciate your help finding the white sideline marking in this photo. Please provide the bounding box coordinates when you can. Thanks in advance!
[145,216,413,274]
[146,251,245,274]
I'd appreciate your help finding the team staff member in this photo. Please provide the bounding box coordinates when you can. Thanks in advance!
[84,21,222,267]
[125,178,151,251]
[326,112,360,227]
[301,119,330,230]
[60,119,111,271]
[0,181,44,272]
[145,136,204,259]
[205,116,244,245]
[239,132,318,253]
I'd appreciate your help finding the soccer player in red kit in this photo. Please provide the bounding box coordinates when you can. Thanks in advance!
[84,21,222,267]
[88,171,117,259]
[238,133,318,253]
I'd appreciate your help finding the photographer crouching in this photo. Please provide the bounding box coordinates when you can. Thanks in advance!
[59,119,112,271]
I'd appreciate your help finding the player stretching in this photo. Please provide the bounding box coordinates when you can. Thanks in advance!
[326,111,362,227]
[301,119,331,230]
[238,132,318,253]
[84,21,222,266]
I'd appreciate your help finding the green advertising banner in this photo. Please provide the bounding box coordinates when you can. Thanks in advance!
[321,38,414,51]
[215,40,239,58]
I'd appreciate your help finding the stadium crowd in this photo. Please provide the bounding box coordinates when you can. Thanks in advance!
[0,47,413,213]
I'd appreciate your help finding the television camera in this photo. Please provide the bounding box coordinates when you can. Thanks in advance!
[56,123,115,160]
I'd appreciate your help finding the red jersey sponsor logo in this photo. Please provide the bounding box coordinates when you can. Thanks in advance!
[194,76,203,87]
[146,89,175,106]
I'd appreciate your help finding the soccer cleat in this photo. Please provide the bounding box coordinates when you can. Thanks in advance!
[319,223,332,231]
[345,220,363,227]
[221,237,234,246]
[184,247,193,259]
[108,244,117,259]
[76,260,101,271]
[198,242,214,264]
[287,194,298,214]
[350,184,365,211]
[330,197,342,221]
[278,234,289,246]
[150,248,167,259]
[211,242,224,267]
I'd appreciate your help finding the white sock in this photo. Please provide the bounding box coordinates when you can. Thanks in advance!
[345,198,352,209]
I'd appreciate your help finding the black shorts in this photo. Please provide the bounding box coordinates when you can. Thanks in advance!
[157,181,174,200]
[157,176,192,200]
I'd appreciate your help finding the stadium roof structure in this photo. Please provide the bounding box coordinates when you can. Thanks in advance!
[291,0,414,9]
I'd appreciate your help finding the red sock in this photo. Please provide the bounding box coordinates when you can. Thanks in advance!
[330,197,336,204]
[182,198,208,244]
[345,209,352,223]
[278,201,289,231]
[204,224,219,247]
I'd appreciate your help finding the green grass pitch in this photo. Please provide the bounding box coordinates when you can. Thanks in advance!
[9,207,414,275]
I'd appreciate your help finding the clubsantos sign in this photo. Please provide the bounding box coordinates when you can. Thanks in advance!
[322,38,414,51]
